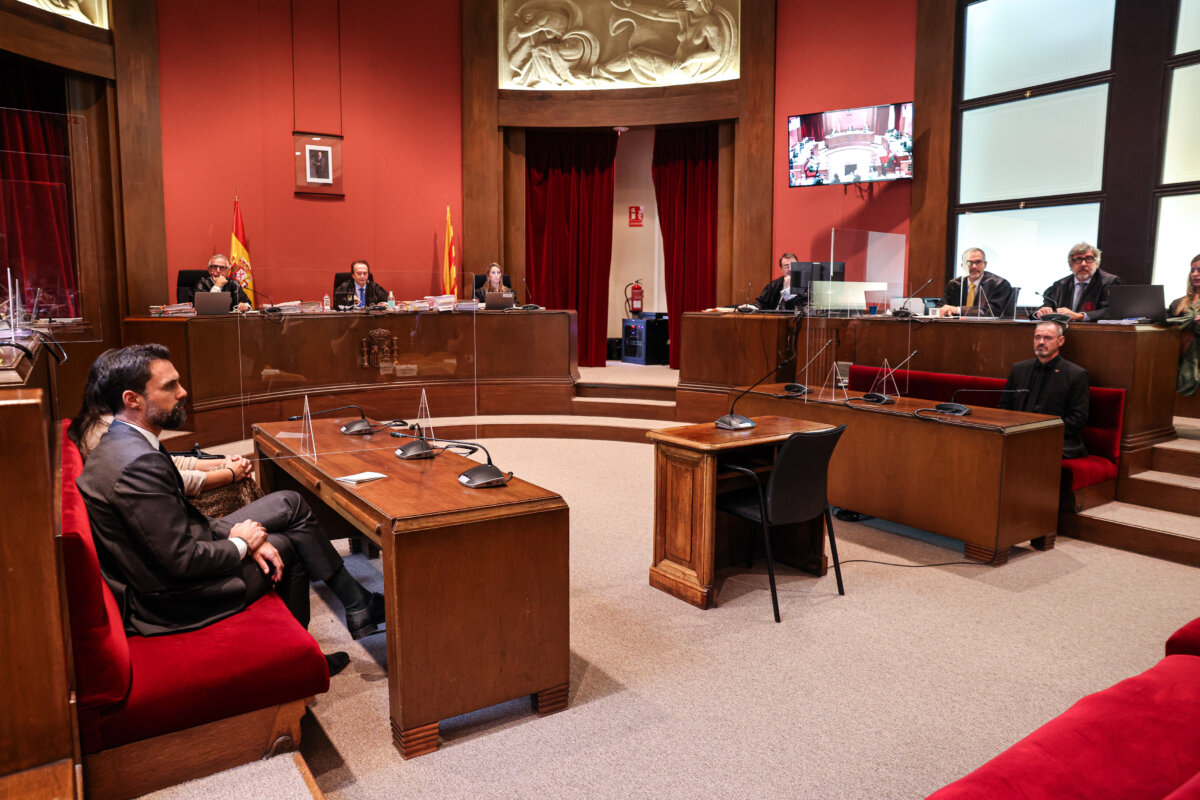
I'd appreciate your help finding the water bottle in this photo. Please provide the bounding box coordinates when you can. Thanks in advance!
[386,291,395,311]
[322,294,331,312]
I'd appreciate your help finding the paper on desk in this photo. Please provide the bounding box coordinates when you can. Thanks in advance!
[277,431,305,438]
[335,471,387,484]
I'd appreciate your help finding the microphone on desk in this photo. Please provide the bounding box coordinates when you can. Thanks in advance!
[521,277,542,310]
[390,430,513,488]
[932,388,1029,417]
[891,278,934,318]
[240,284,281,313]
[716,325,804,429]
[392,424,436,459]
[783,338,835,396]
[1026,289,1072,323]
[859,350,918,404]
[286,404,380,435]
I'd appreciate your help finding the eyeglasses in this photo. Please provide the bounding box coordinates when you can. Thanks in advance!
[963,259,986,267]
[1070,255,1096,265]
[208,264,229,271]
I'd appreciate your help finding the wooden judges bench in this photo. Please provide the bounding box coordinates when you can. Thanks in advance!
[124,310,580,446]
[676,313,1179,460]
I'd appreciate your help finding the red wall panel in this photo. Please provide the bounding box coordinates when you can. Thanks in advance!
[156,0,462,306]
[291,0,342,136]
[771,0,918,284]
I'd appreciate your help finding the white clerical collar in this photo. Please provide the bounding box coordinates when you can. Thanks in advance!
[113,418,161,448]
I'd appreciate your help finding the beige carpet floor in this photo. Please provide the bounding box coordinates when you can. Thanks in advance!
[143,437,1200,800]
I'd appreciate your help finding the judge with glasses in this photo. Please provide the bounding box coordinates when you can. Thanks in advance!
[938,246,1014,317]
[1034,242,1121,322]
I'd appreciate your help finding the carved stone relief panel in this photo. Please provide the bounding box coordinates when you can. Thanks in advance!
[499,0,740,90]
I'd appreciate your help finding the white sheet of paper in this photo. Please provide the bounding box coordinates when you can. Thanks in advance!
[335,471,387,484]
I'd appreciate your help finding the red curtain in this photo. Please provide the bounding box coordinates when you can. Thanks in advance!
[651,125,718,370]
[799,113,825,141]
[0,62,78,318]
[525,129,618,367]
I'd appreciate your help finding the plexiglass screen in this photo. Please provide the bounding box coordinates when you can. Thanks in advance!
[959,84,1107,204]
[955,203,1100,309]
[963,0,1114,100]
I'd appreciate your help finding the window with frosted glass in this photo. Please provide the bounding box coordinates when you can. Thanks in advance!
[1179,0,1200,54]
[959,85,1107,204]
[955,203,1100,308]
[1162,63,1200,184]
[962,0,1115,100]
[1151,193,1200,292]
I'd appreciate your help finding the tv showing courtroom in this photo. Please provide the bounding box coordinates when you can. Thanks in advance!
[787,102,914,187]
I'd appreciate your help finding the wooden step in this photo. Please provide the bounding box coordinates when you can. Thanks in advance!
[1118,470,1200,516]
[575,383,676,402]
[570,396,677,421]
[1061,501,1200,568]
[1151,438,1200,478]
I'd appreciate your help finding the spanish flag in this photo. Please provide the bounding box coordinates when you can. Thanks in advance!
[442,205,456,297]
[230,197,257,307]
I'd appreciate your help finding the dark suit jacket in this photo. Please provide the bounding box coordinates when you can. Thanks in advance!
[333,279,388,309]
[1039,268,1121,321]
[474,285,515,304]
[76,421,248,635]
[998,355,1090,458]
[193,275,250,309]
[754,276,805,311]
[941,271,1014,317]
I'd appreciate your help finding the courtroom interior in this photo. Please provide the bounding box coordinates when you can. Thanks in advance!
[5,0,1200,798]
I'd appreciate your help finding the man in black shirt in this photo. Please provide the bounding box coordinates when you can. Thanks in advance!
[753,252,803,310]
[333,260,389,309]
[193,254,251,311]
[1034,242,1121,322]
[998,320,1090,458]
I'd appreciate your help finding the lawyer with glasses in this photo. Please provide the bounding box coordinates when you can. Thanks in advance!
[1034,242,1121,322]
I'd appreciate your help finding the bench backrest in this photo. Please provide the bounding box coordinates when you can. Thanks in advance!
[59,420,132,709]
[847,366,1124,463]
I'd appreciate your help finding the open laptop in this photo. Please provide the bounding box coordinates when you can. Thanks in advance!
[1106,284,1166,323]
[193,291,233,315]
[484,291,516,310]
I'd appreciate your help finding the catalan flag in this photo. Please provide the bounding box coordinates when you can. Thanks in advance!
[442,205,456,297]
[230,197,257,306]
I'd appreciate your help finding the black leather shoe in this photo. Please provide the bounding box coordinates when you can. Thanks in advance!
[346,591,386,640]
[325,651,350,677]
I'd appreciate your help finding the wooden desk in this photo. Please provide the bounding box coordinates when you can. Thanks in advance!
[253,419,570,759]
[125,310,580,445]
[646,415,833,609]
[678,312,1178,452]
[738,385,1063,564]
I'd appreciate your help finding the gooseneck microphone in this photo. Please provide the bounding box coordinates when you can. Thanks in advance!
[286,404,401,435]
[891,278,934,318]
[390,430,513,488]
[933,388,1028,417]
[521,276,542,310]
[716,324,803,429]
[859,350,918,404]
[782,338,835,396]
[240,284,281,313]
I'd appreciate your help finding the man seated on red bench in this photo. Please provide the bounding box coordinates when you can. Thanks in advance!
[75,344,385,676]
[997,320,1090,458]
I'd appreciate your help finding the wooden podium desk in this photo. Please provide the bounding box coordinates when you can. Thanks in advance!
[253,419,570,759]
[646,416,834,609]
[738,385,1062,564]
[677,312,1178,452]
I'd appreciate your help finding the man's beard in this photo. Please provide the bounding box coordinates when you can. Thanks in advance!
[147,399,187,429]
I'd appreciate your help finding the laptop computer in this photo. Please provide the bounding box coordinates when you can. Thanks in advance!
[1105,284,1166,323]
[193,291,233,315]
[484,291,515,310]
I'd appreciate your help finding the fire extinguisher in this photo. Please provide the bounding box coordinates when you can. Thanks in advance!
[626,280,644,317]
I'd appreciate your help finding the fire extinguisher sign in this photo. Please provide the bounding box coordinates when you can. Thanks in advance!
[628,206,644,227]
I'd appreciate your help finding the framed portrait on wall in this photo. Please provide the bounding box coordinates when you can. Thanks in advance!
[294,133,343,196]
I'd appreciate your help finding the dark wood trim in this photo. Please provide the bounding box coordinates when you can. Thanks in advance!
[110,0,168,315]
[716,121,735,304]
[502,128,526,298]
[0,0,114,80]
[461,0,503,274]
[498,82,738,128]
[909,0,958,297]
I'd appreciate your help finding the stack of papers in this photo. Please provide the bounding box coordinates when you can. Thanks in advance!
[335,471,386,484]
[149,303,196,317]
[423,294,457,311]
[455,300,481,312]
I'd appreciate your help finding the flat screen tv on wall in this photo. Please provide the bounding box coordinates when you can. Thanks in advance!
[787,102,914,187]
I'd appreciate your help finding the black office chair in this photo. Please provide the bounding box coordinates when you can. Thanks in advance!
[473,273,513,295]
[176,270,207,304]
[332,271,351,298]
[715,425,847,622]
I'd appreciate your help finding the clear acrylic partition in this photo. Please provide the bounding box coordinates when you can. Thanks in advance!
[229,272,493,465]
[800,228,911,402]
[1,108,102,379]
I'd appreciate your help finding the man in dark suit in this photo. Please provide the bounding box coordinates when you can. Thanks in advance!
[333,259,389,309]
[753,252,804,310]
[76,344,385,673]
[192,254,251,311]
[998,320,1090,458]
[1035,242,1121,322]
[938,246,1014,317]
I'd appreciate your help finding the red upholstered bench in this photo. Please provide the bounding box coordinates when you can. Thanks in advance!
[928,617,1200,799]
[847,367,1124,513]
[58,422,330,800]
